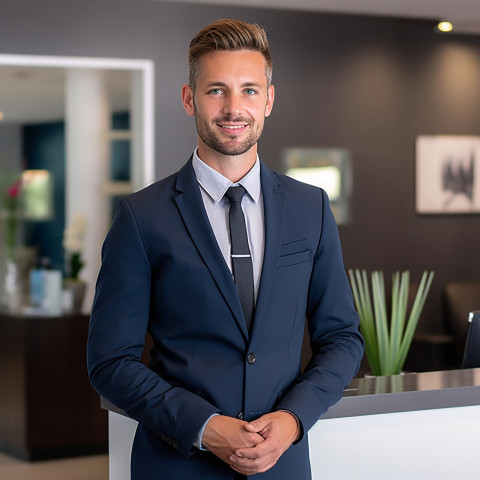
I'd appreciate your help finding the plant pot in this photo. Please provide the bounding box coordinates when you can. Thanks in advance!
[63,279,87,313]
[363,371,406,394]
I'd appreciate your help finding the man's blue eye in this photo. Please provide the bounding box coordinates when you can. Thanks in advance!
[245,89,257,95]
[209,88,223,94]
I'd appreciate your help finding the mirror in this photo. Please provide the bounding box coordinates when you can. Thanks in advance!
[0,54,155,313]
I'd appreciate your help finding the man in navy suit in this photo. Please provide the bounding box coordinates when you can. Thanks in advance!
[87,18,364,479]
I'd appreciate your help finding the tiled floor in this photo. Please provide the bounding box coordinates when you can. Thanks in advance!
[0,452,108,480]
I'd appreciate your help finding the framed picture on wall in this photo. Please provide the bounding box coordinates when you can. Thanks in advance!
[283,147,352,225]
[416,135,480,214]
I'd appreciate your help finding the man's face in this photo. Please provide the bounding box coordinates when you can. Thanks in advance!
[182,49,274,159]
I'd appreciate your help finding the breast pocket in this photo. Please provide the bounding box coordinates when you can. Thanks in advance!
[277,239,311,268]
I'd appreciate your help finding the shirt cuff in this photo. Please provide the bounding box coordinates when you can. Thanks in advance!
[194,413,220,451]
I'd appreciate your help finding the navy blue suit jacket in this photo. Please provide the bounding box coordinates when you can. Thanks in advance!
[87,159,364,479]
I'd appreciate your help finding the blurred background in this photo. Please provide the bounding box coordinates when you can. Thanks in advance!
[1,0,480,477]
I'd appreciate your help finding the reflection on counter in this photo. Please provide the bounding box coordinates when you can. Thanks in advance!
[325,368,480,419]
[347,368,480,397]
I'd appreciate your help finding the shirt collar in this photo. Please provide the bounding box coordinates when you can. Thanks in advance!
[192,149,261,204]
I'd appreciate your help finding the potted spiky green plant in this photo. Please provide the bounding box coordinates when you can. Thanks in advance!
[348,270,434,376]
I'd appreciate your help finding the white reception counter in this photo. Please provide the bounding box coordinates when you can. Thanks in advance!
[104,368,480,479]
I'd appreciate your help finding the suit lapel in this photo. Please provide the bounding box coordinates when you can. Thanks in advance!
[252,163,285,335]
[174,159,249,339]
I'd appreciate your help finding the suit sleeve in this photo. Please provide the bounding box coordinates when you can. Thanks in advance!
[275,190,364,435]
[87,197,220,457]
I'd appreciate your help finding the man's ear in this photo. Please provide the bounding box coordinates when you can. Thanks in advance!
[265,84,275,118]
[181,84,195,117]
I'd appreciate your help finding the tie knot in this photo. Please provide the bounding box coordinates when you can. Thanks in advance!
[224,186,246,204]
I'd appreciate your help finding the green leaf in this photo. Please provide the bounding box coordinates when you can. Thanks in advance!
[372,271,389,375]
[349,269,434,376]
[349,269,380,375]
[395,271,435,372]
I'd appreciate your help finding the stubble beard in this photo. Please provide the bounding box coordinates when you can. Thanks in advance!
[194,112,263,157]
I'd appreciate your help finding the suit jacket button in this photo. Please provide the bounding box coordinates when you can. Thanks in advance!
[172,440,179,449]
[237,411,244,420]
[247,353,256,365]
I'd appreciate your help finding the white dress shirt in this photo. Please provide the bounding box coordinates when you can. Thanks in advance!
[192,150,265,301]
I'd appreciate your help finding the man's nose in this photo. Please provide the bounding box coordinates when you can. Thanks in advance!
[222,93,243,117]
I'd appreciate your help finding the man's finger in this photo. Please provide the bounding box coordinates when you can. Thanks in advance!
[243,413,273,434]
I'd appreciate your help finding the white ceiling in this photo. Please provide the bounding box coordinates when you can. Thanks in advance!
[164,0,480,35]
[0,66,131,125]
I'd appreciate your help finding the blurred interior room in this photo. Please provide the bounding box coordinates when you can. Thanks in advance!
[0,0,479,478]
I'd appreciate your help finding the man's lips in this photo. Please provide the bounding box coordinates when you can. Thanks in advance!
[217,123,249,134]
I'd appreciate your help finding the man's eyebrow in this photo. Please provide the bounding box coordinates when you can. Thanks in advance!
[204,81,227,87]
[241,82,262,88]
[203,81,263,88]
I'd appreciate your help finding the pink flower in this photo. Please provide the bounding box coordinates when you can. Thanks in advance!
[7,179,22,198]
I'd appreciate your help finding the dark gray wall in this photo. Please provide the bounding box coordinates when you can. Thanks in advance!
[1,0,480,333]
[0,124,22,171]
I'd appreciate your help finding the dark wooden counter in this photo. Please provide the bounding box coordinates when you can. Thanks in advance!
[0,312,107,461]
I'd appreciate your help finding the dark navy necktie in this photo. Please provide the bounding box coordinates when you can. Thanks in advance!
[224,186,254,332]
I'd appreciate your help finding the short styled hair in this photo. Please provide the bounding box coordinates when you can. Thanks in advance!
[188,18,273,90]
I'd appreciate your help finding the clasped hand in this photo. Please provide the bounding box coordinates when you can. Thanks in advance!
[202,411,299,475]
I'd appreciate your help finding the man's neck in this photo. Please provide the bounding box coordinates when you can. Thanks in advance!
[196,144,258,183]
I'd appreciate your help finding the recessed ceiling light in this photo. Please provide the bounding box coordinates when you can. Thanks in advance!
[437,21,453,33]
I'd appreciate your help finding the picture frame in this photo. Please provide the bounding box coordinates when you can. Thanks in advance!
[416,135,480,214]
[283,147,352,225]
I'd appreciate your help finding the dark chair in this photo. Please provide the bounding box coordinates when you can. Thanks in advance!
[462,311,480,368]
[444,281,480,366]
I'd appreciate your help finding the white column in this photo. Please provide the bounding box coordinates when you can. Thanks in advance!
[65,69,111,313]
